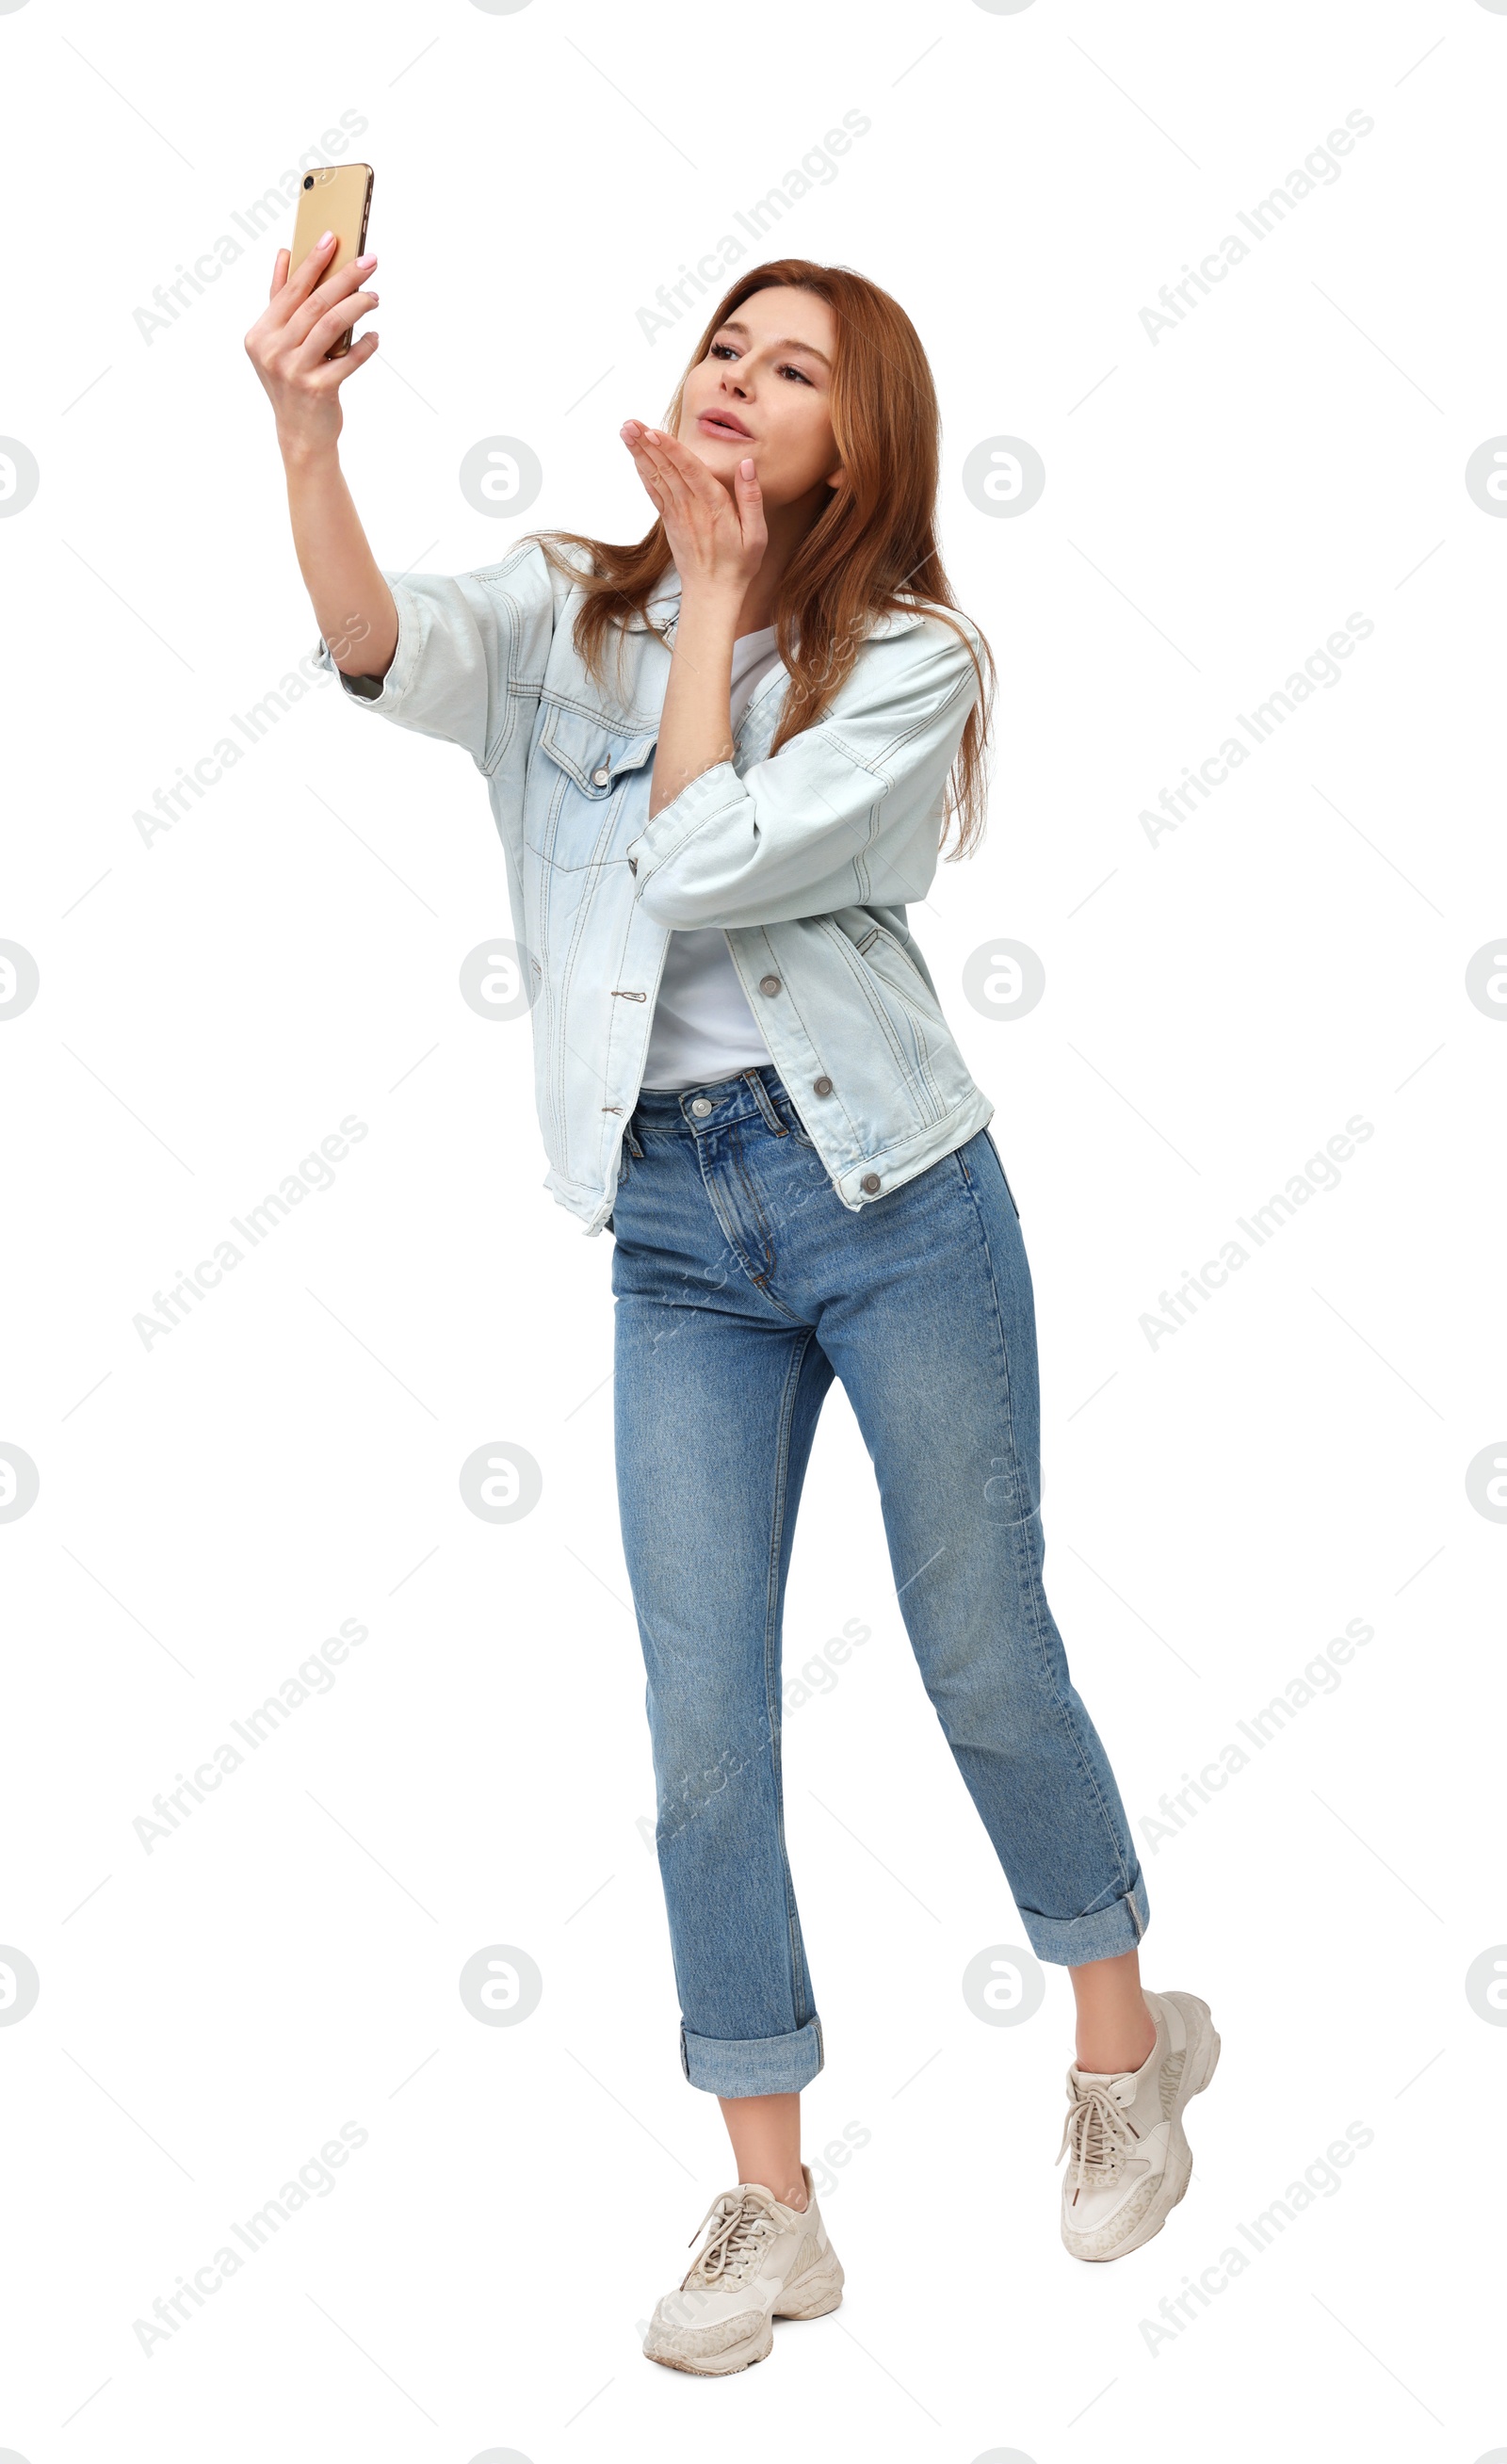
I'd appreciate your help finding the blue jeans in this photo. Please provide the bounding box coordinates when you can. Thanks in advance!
[609,1064,1148,2098]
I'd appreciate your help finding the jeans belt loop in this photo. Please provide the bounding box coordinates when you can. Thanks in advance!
[743,1069,786,1137]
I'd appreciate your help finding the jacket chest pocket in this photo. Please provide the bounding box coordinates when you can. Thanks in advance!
[527,698,657,870]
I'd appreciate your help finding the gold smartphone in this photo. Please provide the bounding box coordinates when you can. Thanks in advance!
[288,163,374,358]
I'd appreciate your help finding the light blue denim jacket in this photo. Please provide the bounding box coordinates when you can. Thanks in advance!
[314,539,994,1232]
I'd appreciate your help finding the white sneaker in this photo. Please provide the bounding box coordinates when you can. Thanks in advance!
[1058,1988,1221,2262]
[641,2163,845,2375]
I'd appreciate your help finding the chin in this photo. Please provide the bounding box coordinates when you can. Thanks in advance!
[683,434,747,484]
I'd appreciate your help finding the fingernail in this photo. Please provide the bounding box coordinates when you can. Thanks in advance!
[316,230,334,249]
[356,251,377,270]
[621,419,640,437]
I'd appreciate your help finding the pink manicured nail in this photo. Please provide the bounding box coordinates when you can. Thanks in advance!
[356,251,377,270]
[316,230,334,249]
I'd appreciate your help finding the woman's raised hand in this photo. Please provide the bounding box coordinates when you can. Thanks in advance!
[245,235,380,457]
[620,421,766,605]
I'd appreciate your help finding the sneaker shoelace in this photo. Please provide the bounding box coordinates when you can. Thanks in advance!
[680,2187,783,2290]
[1056,2073,1142,2191]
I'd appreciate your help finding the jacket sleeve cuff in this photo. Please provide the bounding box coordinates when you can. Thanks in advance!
[311,575,419,711]
[625,757,747,897]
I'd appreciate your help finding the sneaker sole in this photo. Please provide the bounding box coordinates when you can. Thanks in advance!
[1064,1994,1222,2265]
[642,2249,845,2376]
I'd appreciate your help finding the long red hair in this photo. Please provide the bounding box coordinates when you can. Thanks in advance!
[531,259,995,857]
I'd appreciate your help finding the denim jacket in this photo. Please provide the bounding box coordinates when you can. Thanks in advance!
[314,539,994,1232]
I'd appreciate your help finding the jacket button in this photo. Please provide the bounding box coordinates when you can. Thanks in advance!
[860,1172,881,1194]
[591,765,611,787]
[758,974,782,997]
[813,1076,834,1097]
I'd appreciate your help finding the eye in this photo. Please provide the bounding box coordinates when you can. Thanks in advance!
[709,341,738,361]
[777,363,814,384]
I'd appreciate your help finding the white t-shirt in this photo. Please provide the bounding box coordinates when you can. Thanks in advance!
[640,623,784,1091]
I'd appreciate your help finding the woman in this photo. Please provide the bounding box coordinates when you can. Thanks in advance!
[247,241,1218,2375]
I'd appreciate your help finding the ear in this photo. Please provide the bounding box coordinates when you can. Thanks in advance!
[824,462,848,494]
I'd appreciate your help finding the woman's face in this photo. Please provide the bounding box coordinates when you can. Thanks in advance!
[676,285,844,511]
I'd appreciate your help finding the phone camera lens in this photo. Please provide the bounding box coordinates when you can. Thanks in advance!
[302,174,315,190]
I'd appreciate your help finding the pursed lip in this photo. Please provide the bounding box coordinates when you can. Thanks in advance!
[697,410,752,439]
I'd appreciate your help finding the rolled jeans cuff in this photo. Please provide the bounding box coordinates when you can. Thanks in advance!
[680,2018,824,2096]
[1019,1873,1149,1967]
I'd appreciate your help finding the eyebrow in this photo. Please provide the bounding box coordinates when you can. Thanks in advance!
[718,319,831,369]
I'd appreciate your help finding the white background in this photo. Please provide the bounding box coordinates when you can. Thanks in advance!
[1,1,1500,2456]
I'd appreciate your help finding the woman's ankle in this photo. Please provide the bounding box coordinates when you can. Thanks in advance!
[1069,1954,1157,2075]
[1076,2002,1157,2075]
